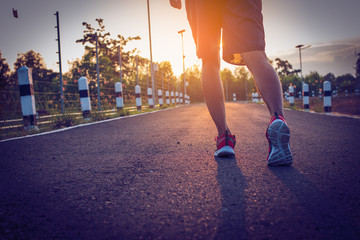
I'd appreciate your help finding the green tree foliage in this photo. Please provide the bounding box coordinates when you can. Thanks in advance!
[281,75,301,96]
[221,68,235,101]
[233,66,253,100]
[71,18,141,107]
[13,50,59,113]
[274,58,294,77]
[0,51,10,90]
[355,51,360,80]
[335,74,357,93]
[185,64,202,102]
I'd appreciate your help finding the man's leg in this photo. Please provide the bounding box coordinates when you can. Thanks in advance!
[242,51,284,116]
[201,54,228,137]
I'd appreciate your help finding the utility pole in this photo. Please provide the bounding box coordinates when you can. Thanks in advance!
[178,29,186,102]
[295,44,311,93]
[118,45,123,104]
[96,34,101,110]
[54,11,64,114]
[147,0,155,107]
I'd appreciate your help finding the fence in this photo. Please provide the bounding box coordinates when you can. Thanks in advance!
[0,67,189,134]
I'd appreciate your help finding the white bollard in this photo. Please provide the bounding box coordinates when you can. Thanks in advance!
[176,91,179,103]
[78,76,91,120]
[251,93,255,103]
[303,83,309,112]
[324,81,331,114]
[312,90,315,97]
[255,92,259,103]
[171,91,175,104]
[289,85,294,106]
[180,92,183,104]
[115,82,124,110]
[165,91,170,105]
[135,85,141,110]
[147,88,154,108]
[345,89,348,96]
[284,91,289,101]
[158,89,163,107]
[18,66,38,131]
[233,93,236,102]
[318,89,322,99]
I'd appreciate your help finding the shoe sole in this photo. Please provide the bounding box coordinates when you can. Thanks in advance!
[267,119,293,166]
[214,146,235,157]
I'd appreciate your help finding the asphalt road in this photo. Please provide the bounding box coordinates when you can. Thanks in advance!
[1,103,360,240]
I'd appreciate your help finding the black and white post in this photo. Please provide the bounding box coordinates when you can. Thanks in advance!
[324,81,331,114]
[289,85,294,106]
[303,83,309,111]
[78,76,91,120]
[147,88,154,108]
[115,82,124,110]
[233,93,236,102]
[135,85,142,110]
[18,66,38,131]
[158,89,163,107]
[171,91,175,104]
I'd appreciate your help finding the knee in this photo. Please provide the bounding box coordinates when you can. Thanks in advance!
[242,51,273,73]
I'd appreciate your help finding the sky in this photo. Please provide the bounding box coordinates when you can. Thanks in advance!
[1,0,360,78]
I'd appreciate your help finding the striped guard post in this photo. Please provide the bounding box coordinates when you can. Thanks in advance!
[233,93,236,102]
[17,66,38,131]
[165,91,170,105]
[303,83,309,111]
[115,82,124,110]
[323,81,331,114]
[158,89,163,107]
[289,86,294,106]
[135,85,142,110]
[180,92,183,104]
[171,91,175,104]
[147,88,154,108]
[255,92,259,103]
[78,77,91,119]
[175,91,179,103]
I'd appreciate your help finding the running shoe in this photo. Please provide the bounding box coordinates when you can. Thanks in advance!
[266,113,293,166]
[214,130,236,157]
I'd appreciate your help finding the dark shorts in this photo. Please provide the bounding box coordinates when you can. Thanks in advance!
[185,0,265,65]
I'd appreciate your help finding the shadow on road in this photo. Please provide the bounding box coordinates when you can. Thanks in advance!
[270,166,358,239]
[214,156,248,240]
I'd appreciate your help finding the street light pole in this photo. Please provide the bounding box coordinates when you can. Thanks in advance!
[147,0,155,107]
[295,44,311,92]
[178,29,186,103]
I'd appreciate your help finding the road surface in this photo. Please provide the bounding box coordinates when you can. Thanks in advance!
[1,103,360,239]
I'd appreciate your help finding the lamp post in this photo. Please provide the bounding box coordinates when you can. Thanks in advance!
[147,0,155,107]
[295,44,311,92]
[178,29,186,103]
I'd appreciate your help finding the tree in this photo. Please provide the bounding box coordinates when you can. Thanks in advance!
[73,18,141,107]
[13,50,57,92]
[355,51,360,80]
[221,68,235,101]
[274,58,294,77]
[185,64,202,102]
[335,74,357,93]
[234,66,252,100]
[0,51,10,90]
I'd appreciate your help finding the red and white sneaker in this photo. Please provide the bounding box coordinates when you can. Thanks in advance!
[266,113,293,166]
[214,130,236,157]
